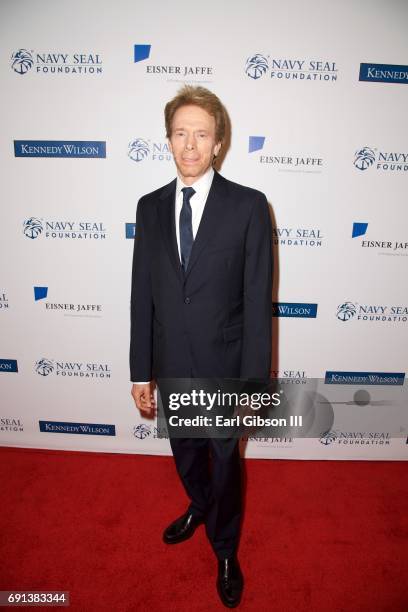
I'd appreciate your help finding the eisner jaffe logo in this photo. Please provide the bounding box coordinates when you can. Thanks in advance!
[249,136,323,171]
[34,286,102,316]
[352,222,408,254]
[133,44,213,80]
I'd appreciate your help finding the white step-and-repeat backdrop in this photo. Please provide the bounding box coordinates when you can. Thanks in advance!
[1,0,407,459]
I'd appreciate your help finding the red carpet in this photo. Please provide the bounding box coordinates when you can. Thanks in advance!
[0,447,407,611]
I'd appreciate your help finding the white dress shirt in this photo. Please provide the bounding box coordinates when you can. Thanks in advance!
[174,167,214,257]
[132,167,215,384]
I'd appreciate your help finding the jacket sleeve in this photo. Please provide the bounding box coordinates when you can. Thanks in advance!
[129,198,154,381]
[240,193,273,379]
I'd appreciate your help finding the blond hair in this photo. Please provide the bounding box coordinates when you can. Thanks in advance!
[164,85,226,143]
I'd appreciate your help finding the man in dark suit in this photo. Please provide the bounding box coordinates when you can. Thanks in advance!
[130,86,272,607]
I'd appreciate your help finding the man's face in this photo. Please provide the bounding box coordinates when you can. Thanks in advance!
[168,104,221,185]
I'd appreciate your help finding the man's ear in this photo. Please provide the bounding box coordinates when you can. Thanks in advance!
[167,138,173,154]
[214,142,222,157]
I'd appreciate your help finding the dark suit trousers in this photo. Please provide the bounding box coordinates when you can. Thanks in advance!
[158,379,242,559]
[169,436,242,560]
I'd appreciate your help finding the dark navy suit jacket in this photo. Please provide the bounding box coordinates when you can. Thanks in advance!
[130,170,272,380]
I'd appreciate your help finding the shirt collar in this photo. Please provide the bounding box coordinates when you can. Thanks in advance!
[176,167,214,200]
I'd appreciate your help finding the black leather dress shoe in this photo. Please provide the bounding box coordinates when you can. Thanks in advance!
[217,556,244,608]
[162,511,204,544]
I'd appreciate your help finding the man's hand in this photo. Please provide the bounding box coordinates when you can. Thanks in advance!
[131,381,156,416]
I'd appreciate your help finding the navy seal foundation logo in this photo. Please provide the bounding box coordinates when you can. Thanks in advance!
[336,302,357,321]
[22,217,106,240]
[354,147,376,170]
[133,424,151,439]
[34,358,111,378]
[245,54,269,80]
[245,53,338,82]
[354,146,408,172]
[35,358,54,377]
[336,302,408,324]
[10,49,103,75]
[128,139,150,162]
[11,49,34,74]
[128,138,171,162]
[23,217,43,239]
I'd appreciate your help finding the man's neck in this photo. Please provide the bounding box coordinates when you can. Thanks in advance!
[177,167,214,188]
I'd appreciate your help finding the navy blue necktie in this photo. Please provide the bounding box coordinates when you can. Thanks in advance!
[179,187,195,271]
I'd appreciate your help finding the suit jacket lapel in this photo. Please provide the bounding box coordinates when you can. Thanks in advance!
[184,171,229,280]
[156,178,184,284]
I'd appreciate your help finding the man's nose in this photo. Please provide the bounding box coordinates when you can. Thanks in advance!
[185,135,195,150]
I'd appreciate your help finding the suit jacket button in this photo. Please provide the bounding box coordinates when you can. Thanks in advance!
[184,297,191,304]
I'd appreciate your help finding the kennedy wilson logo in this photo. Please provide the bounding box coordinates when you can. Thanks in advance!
[35,358,111,379]
[14,140,106,158]
[273,303,318,318]
[325,371,405,385]
[0,359,18,373]
[245,54,338,82]
[336,302,408,324]
[273,227,323,248]
[22,218,106,240]
[354,146,408,172]
[11,49,102,75]
[359,63,408,84]
[133,44,213,82]
[249,137,323,172]
[39,421,115,436]
[352,223,408,255]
